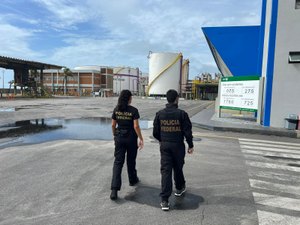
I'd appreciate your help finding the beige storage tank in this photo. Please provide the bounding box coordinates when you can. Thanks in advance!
[113,67,139,95]
[147,52,183,96]
[181,59,189,93]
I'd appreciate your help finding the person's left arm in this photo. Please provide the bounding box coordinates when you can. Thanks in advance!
[181,111,194,153]
[112,119,117,136]
[134,119,144,150]
[111,109,117,136]
[133,108,144,150]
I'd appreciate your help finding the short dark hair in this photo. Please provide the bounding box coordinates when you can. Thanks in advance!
[166,89,179,103]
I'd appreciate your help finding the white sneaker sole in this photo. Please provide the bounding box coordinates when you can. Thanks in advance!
[161,207,169,211]
[174,188,186,197]
[160,203,170,211]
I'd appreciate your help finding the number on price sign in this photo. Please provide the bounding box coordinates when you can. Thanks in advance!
[244,88,254,94]
[243,100,253,106]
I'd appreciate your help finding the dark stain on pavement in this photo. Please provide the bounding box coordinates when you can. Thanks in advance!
[124,184,204,210]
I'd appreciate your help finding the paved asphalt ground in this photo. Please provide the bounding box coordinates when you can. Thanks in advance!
[0,97,299,225]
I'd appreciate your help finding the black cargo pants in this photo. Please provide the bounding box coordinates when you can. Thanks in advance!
[111,132,138,190]
[160,141,186,201]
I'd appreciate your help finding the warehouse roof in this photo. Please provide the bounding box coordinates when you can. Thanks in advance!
[0,55,63,70]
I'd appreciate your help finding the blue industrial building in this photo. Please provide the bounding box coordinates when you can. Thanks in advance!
[202,0,300,128]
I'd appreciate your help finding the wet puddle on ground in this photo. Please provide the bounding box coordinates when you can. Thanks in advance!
[0,117,153,149]
[0,108,16,112]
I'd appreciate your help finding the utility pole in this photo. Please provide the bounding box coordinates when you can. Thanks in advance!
[2,69,4,92]
[0,69,4,98]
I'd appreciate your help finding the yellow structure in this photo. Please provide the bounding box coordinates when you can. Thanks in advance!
[192,80,201,99]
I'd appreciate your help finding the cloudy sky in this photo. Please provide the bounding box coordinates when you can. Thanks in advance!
[0,0,262,85]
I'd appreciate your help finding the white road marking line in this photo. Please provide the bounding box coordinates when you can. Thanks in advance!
[241,149,300,159]
[193,132,238,140]
[241,145,300,155]
[246,161,300,173]
[239,141,300,150]
[249,179,300,196]
[244,154,300,166]
[239,138,300,224]
[253,192,300,212]
[248,170,300,183]
[239,138,300,147]
[257,210,300,225]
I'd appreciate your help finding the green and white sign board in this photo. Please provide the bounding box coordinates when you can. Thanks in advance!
[220,76,260,112]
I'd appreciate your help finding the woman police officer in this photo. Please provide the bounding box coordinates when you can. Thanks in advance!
[110,90,144,200]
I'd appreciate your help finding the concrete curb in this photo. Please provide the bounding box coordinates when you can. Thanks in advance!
[192,122,300,138]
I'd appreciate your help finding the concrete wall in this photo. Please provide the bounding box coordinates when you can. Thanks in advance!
[270,0,300,127]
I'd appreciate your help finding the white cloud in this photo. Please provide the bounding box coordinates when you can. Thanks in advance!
[0,0,263,77]
[77,0,261,75]
[0,23,41,59]
[47,38,150,70]
[32,0,90,29]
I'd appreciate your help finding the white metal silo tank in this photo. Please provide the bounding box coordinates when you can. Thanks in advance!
[148,52,182,96]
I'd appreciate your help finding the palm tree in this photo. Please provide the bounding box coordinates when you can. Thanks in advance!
[62,67,73,95]
[8,80,14,94]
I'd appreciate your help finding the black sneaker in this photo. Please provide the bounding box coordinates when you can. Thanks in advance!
[175,186,186,197]
[110,190,118,200]
[129,177,140,186]
[160,201,170,211]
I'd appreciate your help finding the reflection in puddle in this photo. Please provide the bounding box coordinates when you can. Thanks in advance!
[0,108,16,112]
[0,117,153,148]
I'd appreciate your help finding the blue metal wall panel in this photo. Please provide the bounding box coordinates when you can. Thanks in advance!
[202,26,261,77]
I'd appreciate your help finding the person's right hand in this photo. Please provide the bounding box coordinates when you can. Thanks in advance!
[138,139,144,150]
[187,148,194,154]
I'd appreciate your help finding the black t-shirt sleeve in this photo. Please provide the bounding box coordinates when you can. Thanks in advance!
[133,108,140,120]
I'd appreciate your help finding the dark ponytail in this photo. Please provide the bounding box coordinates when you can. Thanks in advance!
[116,90,132,111]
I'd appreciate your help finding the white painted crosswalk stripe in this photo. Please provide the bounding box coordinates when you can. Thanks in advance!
[244,154,299,166]
[240,144,300,154]
[249,179,300,196]
[246,161,300,173]
[253,192,300,212]
[239,141,300,150]
[248,170,300,183]
[241,149,300,159]
[239,138,300,225]
[239,138,300,147]
[257,210,300,225]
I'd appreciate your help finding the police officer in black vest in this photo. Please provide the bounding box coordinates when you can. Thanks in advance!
[153,89,194,211]
[110,90,144,200]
